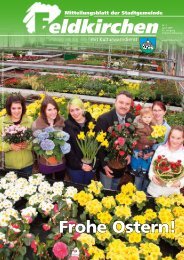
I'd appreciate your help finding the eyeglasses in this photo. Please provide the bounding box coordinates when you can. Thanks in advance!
[153,109,163,112]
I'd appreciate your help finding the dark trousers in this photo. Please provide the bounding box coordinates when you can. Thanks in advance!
[67,168,95,185]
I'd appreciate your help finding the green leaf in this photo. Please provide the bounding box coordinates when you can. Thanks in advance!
[19,246,26,256]
[80,211,87,222]
[72,203,78,218]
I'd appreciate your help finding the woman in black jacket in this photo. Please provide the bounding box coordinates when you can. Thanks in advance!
[63,97,95,185]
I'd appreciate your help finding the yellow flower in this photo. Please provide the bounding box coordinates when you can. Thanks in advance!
[144,209,157,221]
[115,193,133,206]
[77,131,85,140]
[88,246,105,260]
[88,122,95,130]
[86,199,102,215]
[77,233,95,247]
[151,125,166,138]
[115,205,131,219]
[98,89,105,96]
[97,211,112,224]
[121,183,136,195]
[172,206,184,217]
[158,208,174,224]
[133,215,146,224]
[170,194,184,206]
[175,216,184,234]
[155,196,174,208]
[145,229,160,241]
[102,196,116,209]
[96,230,111,241]
[101,139,109,148]
[139,242,162,258]
[87,180,103,195]
[73,191,93,206]
[96,131,106,143]
[106,239,126,254]
[127,231,142,244]
[177,235,184,247]
[176,250,184,260]
[132,191,147,204]
[87,130,95,138]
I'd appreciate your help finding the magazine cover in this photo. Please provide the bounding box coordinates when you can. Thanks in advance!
[0,0,184,259]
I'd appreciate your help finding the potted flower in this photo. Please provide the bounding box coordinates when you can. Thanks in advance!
[154,155,184,186]
[105,121,137,177]
[149,125,167,143]
[3,125,32,145]
[77,122,109,167]
[33,126,71,166]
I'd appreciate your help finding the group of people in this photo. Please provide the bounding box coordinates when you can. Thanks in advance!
[0,91,184,198]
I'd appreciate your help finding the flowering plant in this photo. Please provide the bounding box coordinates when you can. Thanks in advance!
[33,126,71,163]
[154,155,184,184]
[3,125,32,144]
[77,122,109,165]
[150,125,167,143]
[105,120,137,166]
[1,172,184,259]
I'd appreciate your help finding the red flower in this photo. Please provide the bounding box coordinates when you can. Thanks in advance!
[67,220,77,226]
[31,240,37,253]
[114,140,119,146]
[72,232,80,240]
[111,131,118,137]
[83,248,90,257]
[54,233,62,240]
[23,216,33,224]
[117,137,125,146]
[132,141,137,148]
[26,233,33,238]
[119,151,125,156]
[125,123,130,128]
[53,204,59,213]
[69,257,79,260]
[42,224,51,231]
[0,244,4,249]
[11,224,20,229]
[116,124,122,131]
[52,242,68,259]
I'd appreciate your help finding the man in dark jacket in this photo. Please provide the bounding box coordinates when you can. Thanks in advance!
[96,91,135,190]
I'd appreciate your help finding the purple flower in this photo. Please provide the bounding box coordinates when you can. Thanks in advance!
[40,139,55,151]
[33,130,42,137]
[37,132,49,141]
[44,127,55,133]
[60,143,71,154]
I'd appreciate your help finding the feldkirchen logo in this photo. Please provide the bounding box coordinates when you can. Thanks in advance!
[23,2,61,33]
[139,37,156,54]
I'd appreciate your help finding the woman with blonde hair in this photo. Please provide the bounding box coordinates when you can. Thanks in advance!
[64,97,95,184]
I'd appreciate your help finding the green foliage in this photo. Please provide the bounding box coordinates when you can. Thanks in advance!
[166,110,184,126]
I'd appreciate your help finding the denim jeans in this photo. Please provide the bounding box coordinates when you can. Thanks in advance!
[67,168,95,185]
[134,175,150,192]
[6,165,33,177]
[100,172,120,190]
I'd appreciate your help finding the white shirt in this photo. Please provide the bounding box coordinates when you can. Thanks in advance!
[147,144,184,197]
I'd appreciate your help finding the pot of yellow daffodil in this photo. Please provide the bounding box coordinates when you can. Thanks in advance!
[77,122,109,167]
